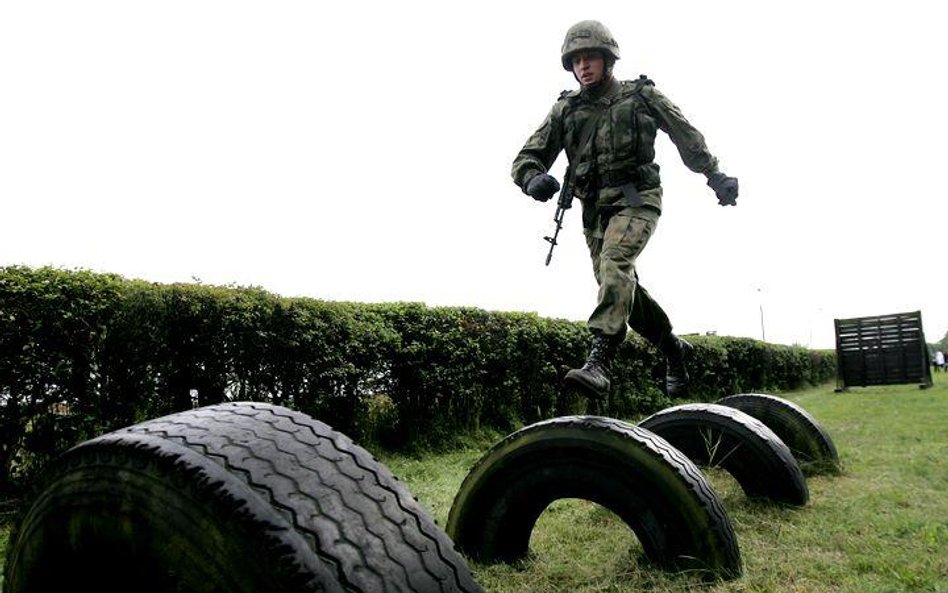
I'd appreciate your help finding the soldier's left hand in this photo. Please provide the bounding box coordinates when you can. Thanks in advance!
[707,172,739,206]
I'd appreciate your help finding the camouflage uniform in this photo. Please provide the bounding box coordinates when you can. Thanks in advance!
[512,74,721,344]
[512,20,736,400]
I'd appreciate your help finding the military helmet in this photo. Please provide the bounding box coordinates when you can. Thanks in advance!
[560,20,620,71]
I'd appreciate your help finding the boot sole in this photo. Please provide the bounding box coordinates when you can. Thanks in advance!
[564,371,608,401]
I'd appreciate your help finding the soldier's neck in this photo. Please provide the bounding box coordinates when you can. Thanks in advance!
[581,74,619,101]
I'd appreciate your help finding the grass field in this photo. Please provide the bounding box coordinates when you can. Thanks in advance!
[2,373,946,592]
[378,374,948,593]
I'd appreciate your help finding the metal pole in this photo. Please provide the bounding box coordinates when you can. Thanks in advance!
[757,288,766,342]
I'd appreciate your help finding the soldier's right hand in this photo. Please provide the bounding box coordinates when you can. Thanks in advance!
[526,173,561,202]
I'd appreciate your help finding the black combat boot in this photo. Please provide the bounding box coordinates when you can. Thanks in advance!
[564,335,618,400]
[663,334,694,398]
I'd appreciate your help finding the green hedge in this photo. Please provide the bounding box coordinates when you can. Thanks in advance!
[0,266,835,492]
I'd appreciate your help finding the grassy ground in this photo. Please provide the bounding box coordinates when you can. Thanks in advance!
[377,374,948,593]
[2,374,946,591]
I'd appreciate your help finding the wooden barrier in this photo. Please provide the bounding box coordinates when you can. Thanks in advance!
[834,311,933,391]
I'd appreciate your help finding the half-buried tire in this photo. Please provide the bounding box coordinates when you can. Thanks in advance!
[716,393,841,475]
[3,402,483,593]
[638,403,808,506]
[446,415,742,579]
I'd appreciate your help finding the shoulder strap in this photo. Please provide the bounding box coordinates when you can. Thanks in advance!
[573,109,602,162]
[630,74,656,113]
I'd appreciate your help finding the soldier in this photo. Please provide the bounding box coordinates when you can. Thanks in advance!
[512,20,739,401]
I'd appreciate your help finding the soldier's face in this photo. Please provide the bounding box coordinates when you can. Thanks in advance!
[571,51,605,87]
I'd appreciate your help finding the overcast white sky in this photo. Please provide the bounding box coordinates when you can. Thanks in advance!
[2,1,947,350]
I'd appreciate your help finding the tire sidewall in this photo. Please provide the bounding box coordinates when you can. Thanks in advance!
[5,435,335,593]
[447,417,741,577]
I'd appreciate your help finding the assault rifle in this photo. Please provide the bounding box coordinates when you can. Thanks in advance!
[542,106,602,266]
[543,166,574,266]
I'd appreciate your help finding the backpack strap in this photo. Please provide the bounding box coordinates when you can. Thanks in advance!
[629,74,656,115]
[574,109,602,161]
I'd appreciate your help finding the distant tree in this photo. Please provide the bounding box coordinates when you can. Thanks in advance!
[928,332,948,356]
[930,330,948,354]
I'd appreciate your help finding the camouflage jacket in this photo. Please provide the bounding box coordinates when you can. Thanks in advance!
[511,75,720,217]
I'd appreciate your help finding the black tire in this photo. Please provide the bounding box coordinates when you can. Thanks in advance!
[638,403,809,506]
[716,393,841,475]
[446,415,742,579]
[3,402,483,593]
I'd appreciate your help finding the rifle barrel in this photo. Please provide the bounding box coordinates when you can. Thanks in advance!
[544,206,565,266]
[541,168,573,267]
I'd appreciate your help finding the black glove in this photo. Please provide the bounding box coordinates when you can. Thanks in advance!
[707,172,739,206]
[525,173,561,202]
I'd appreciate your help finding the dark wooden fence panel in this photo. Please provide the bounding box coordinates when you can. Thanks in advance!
[834,311,933,390]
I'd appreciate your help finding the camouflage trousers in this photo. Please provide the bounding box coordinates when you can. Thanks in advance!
[585,205,674,348]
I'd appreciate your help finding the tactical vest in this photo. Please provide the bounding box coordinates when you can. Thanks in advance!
[559,75,661,198]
